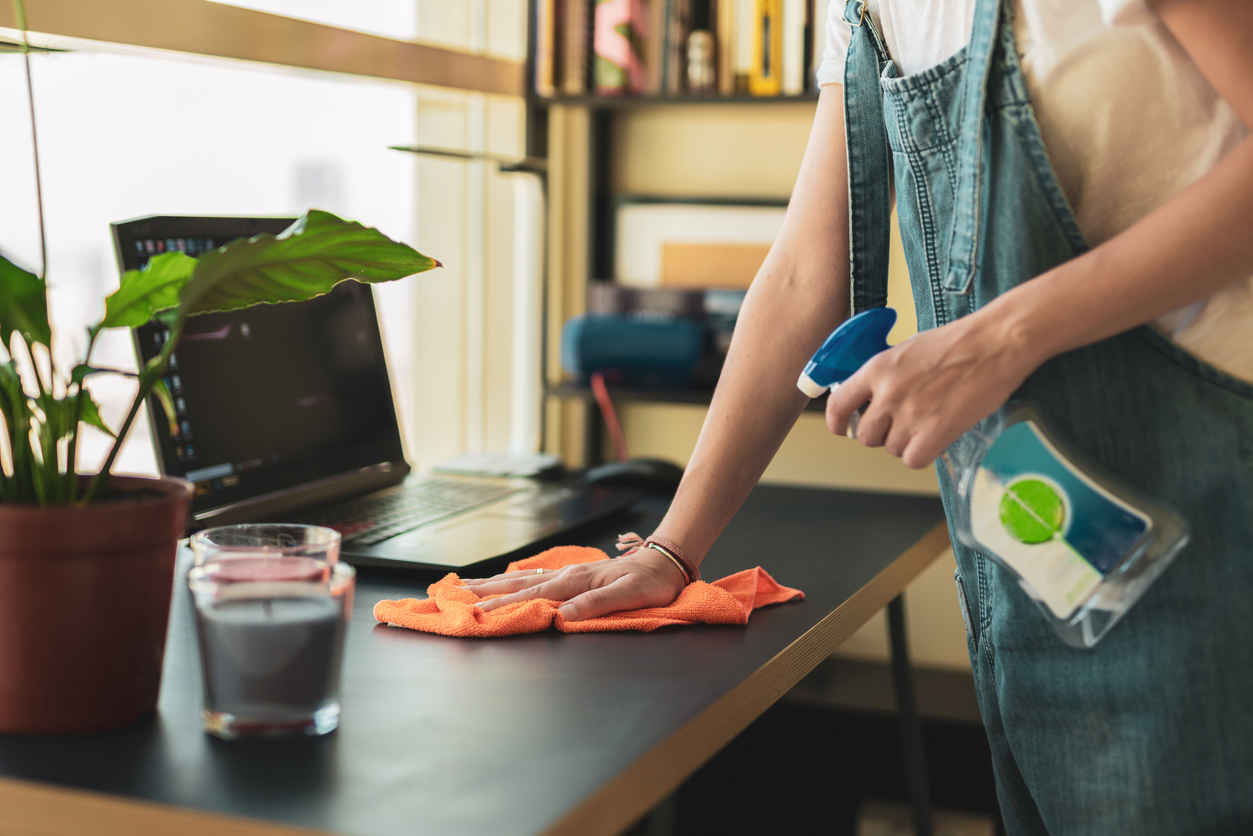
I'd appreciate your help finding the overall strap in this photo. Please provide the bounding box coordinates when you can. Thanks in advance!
[842,0,893,314]
[943,0,1005,295]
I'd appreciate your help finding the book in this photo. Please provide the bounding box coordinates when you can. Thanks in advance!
[662,0,691,93]
[734,0,755,92]
[781,0,806,95]
[812,0,830,88]
[646,0,668,92]
[749,0,782,96]
[715,0,735,94]
[534,0,823,99]
[594,0,650,95]
[563,0,591,95]
[535,0,559,97]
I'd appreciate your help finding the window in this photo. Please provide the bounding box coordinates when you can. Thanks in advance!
[1,0,528,476]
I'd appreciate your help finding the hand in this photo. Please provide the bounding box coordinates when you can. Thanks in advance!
[461,548,688,622]
[825,312,1043,468]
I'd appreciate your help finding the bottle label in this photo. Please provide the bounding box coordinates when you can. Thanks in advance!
[969,421,1151,618]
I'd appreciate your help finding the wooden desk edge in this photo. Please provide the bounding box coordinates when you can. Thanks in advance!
[0,522,952,836]
[0,774,330,836]
[546,521,954,836]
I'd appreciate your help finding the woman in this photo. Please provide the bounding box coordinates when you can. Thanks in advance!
[469,0,1253,830]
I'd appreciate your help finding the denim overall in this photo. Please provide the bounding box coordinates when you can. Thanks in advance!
[842,0,1253,831]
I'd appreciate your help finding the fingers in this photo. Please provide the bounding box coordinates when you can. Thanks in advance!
[901,423,950,469]
[884,417,911,458]
[472,561,613,612]
[826,368,895,448]
[462,565,569,595]
[468,551,686,622]
[473,574,567,613]
[825,375,873,437]
[852,402,893,447]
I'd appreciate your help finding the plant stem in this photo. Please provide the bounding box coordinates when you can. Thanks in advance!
[82,384,144,503]
[64,328,101,502]
[8,0,52,504]
[13,0,48,282]
[83,319,181,504]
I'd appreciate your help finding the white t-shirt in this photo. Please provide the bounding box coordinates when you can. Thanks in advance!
[817,0,1253,384]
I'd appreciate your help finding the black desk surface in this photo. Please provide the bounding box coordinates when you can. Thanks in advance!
[0,485,945,836]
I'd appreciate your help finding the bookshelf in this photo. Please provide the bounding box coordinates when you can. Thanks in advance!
[528,1,826,466]
[529,0,826,104]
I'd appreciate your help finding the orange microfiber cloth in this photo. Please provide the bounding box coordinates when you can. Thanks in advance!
[373,545,804,637]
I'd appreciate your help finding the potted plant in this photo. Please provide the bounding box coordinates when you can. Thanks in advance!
[0,6,439,733]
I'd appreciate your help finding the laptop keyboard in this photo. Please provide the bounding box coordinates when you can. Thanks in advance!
[303,479,524,546]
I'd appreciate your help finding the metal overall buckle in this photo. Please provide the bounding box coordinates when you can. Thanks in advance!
[843,0,867,27]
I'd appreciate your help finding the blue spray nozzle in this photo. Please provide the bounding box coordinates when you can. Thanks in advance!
[797,307,897,397]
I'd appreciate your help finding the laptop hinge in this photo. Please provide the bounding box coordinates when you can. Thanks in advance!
[191,461,410,529]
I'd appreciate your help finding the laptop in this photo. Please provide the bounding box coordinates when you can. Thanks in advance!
[112,215,638,571]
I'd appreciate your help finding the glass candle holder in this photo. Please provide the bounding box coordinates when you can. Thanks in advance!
[188,525,352,740]
[190,523,341,567]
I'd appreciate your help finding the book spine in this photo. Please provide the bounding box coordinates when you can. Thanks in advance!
[536,0,558,97]
[646,0,667,93]
[715,0,735,94]
[734,0,755,92]
[566,0,588,94]
[781,0,805,95]
[802,0,814,91]
[811,0,830,89]
[749,0,782,96]
[563,0,590,95]
[594,0,650,95]
[660,0,674,92]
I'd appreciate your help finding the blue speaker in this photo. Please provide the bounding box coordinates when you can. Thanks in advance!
[560,314,707,388]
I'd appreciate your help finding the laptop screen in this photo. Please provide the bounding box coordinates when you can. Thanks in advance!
[114,216,406,515]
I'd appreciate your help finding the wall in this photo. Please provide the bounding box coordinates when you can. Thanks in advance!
[592,103,971,671]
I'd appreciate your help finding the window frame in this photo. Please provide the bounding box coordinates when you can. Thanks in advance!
[0,0,523,96]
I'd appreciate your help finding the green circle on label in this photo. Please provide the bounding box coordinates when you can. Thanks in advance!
[999,478,1065,544]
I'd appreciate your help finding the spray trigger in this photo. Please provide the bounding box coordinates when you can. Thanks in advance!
[797,307,896,398]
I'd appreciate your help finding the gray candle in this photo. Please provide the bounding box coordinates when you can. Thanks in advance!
[189,552,354,739]
[195,596,345,722]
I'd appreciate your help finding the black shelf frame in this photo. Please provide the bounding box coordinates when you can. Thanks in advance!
[529,92,821,110]
[547,383,828,411]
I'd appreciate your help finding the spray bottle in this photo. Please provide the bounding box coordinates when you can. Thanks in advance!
[800,308,1190,647]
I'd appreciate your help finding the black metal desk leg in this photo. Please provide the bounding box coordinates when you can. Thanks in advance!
[640,791,678,836]
[889,593,934,836]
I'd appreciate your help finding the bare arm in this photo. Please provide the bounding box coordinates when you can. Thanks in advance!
[829,0,1253,468]
[647,86,851,562]
[467,86,852,618]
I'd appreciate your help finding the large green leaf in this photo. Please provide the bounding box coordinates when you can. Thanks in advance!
[0,360,35,501]
[78,390,114,438]
[0,361,27,427]
[0,252,51,348]
[71,363,137,386]
[33,390,112,441]
[100,251,197,329]
[178,210,440,316]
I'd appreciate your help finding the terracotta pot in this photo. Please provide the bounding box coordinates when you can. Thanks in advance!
[0,475,193,734]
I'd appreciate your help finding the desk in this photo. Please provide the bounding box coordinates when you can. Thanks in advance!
[0,485,947,836]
